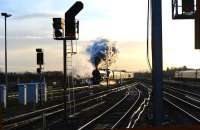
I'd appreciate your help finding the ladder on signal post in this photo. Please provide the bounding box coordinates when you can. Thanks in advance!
[66,40,77,116]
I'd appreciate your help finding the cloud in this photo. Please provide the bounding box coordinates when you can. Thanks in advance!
[14,12,60,20]
[0,35,50,40]
[0,36,4,39]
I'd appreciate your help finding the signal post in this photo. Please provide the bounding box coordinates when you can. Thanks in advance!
[52,1,83,121]
[36,48,44,106]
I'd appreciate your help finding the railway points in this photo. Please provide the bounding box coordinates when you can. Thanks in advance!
[138,81,200,126]
[2,78,200,130]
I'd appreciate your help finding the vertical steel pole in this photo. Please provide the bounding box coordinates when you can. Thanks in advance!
[195,0,200,49]
[4,16,8,89]
[120,71,122,85]
[63,39,67,121]
[39,64,42,106]
[106,48,109,87]
[151,0,163,126]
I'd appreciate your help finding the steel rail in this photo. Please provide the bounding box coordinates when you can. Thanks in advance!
[78,83,139,130]
[78,94,129,130]
[131,98,150,128]
[139,82,152,92]
[165,87,200,105]
[164,98,200,123]
[139,82,200,123]
[7,85,94,98]
[165,86,200,98]
[127,94,151,128]
[4,86,112,123]
[4,83,138,129]
[111,88,141,129]
[4,91,112,129]
[125,82,152,128]
[164,91,200,110]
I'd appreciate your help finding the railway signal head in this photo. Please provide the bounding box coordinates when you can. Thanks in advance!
[172,0,195,19]
[65,1,84,19]
[65,1,83,40]
[36,48,44,65]
[182,0,194,13]
[65,19,76,40]
[53,18,64,39]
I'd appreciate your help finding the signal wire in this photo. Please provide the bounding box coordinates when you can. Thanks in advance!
[146,0,152,71]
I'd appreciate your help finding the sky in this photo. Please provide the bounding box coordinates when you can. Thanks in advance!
[0,0,200,75]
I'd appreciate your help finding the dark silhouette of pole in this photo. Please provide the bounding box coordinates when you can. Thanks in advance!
[106,48,109,87]
[39,64,42,106]
[36,48,44,106]
[1,13,11,89]
[63,39,67,121]
[4,16,7,89]
[195,0,200,49]
[151,0,163,126]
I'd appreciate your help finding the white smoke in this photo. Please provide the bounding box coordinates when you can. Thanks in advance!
[72,54,94,78]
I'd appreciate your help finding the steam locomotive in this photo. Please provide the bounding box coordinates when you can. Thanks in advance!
[91,69,134,85]
[92,69,102,85]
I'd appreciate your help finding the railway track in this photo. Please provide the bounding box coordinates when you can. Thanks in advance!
[127,86,151,128]
[164,80,200,95]
[164,88,200,123]
[7,85,99,99]
[3,83,138,130]
[78,83,150,130]
[4,86,107,121]
[139,82,200,124]
[4,85,107,118]
[3,91,112,129]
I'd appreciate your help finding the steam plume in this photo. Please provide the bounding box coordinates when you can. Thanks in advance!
[86,38,119,69]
